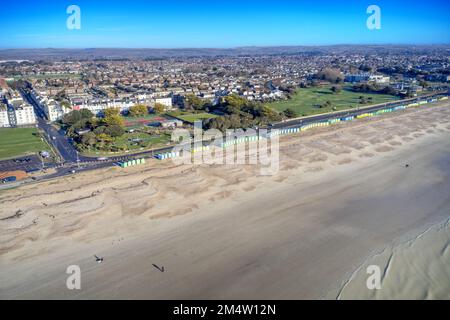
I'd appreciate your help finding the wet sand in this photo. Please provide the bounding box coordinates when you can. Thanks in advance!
[332,218,450,299]
[1,102,450,299]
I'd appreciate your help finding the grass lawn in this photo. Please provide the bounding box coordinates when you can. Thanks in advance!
[268,85,399,116]
[0,127,48,160]
[167,111,218,123]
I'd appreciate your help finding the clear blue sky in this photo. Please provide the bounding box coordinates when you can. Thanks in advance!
[1,0,449,48]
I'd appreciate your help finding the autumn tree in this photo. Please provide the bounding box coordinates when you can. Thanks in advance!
[129,104,148,117]
[153,103,166,114]
[103,107,120,118]
[104,114,125,127]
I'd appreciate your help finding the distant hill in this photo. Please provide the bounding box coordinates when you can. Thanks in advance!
[0,45,449,61]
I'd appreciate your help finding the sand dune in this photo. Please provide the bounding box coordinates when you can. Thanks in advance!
[0,102,450,299]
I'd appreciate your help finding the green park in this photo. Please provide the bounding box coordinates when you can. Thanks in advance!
[0,127,48,160]
[268,85,398,117]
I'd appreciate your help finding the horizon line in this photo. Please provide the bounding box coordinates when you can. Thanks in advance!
[1,43,450,51]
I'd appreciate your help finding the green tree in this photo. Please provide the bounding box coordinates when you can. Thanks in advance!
[62,110,82,126]
[315,68,344,83]
[283,108,297,118]
[224,94,248,109]
[185,94,205,110]
[62,109,93,126]
[93,125,107,135]
[105,124,125,137]
[331,86,342,94]
[95,133,113,150]
[79,108,94,119]
[81,131,97,148]
[419,80,429,88]
[260,105,282,121]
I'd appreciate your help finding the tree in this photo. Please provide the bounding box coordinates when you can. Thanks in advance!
[62,110,82,126]
[93,125,107,135]
[105,124,125,137]
[419,80,429,88]
[62,109,93,126]
[260,105,282,122]
[153,103,166,114]
[95,133,113,149]
[185,94,204,110]
[81,131,97,148]
[104,114,125,127]
[381,86,397,95]
[315,68,344,83]
[103,107,120,118]
[359,64,372,72]
[320,100,332,109]
[331,86,342,94]
[283,108,297,118]
[129,104,148,117]
[80,108,94,119]
[224,94,248,109]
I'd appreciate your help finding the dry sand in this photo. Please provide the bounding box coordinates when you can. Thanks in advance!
[0,102,450,299]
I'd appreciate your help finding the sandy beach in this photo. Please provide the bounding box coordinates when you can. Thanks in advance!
[1,101,450,299]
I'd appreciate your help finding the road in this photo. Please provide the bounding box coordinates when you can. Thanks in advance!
[271,91,449,129]
[21,89,87,163]
[1,88,446,188]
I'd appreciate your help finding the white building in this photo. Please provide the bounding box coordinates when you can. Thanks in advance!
[154,97,173,108]
[1,98,36,127]
[369,75,390,84]
[30,90,70,122]
[14,104,36,125]
[70,98,136,116]
[0,105,10,127]
[46,99,70,122]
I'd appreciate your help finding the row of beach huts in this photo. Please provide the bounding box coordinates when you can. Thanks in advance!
[119,95,448,163]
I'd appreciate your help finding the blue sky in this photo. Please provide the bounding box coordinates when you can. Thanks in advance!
[0,0,449,48]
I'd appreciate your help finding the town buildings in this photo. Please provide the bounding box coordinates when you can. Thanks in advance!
[0,93,36,127]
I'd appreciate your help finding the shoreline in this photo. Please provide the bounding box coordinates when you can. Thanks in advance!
[1,102,449,299]
[332,217,450,300]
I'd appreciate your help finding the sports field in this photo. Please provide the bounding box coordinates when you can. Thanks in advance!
[268,85,398,116]
[0,127,47,160]
[175,112,218,123]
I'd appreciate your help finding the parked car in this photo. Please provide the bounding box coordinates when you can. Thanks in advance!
[2,176,17,184]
